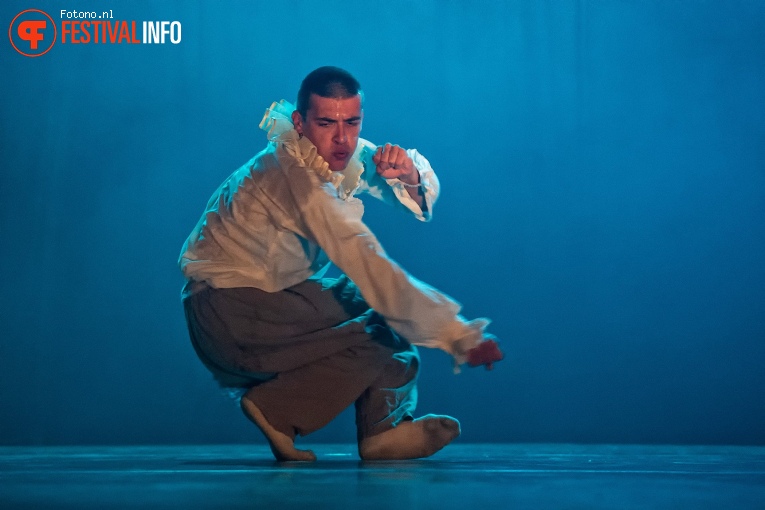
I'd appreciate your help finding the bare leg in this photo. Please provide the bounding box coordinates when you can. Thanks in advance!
[240,396,316,462]
[358,414,461,460]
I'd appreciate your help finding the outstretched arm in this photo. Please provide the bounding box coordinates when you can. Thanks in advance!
[279,158,499,369]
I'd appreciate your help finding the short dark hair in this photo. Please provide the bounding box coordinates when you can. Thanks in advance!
[295,66,363,118]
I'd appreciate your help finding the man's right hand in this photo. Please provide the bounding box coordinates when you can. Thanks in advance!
[466,338,504,370]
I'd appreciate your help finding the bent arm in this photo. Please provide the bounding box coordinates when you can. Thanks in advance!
[357,142,440,222]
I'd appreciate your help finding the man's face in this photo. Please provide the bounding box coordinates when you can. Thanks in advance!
[292,93,363,171]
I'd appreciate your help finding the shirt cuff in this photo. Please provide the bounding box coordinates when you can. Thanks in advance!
[385,150,437,221]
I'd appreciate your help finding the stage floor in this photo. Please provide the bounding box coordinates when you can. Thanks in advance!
[1,443,763,509]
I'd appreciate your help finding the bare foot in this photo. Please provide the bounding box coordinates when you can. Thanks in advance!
[358,414,461,460]
[240,396,316,462]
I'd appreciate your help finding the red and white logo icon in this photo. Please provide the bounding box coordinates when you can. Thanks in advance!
[9,9,57,57]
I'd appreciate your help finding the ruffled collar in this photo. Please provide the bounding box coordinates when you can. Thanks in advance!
[259,100,366,200]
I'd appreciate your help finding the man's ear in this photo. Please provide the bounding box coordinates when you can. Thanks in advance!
[291,110,304,135]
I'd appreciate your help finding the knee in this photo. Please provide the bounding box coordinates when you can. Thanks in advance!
[392,345,420,380]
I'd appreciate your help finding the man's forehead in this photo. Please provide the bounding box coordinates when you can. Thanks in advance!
[308,93,362,118]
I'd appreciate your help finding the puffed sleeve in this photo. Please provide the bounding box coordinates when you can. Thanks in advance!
[278,159,489,367]
[356,142,440,222]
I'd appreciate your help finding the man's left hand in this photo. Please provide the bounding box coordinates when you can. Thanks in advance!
[374,144,419,186]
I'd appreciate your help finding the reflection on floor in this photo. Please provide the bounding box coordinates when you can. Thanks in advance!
[1,443,764,509]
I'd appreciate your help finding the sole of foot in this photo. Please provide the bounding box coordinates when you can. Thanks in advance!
[240,396,316,462]
[358,414,461,460]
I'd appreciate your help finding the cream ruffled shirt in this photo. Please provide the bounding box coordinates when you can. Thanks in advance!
[179,100,489,365]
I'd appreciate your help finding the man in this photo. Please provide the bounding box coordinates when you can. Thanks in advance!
[179,66,502,462]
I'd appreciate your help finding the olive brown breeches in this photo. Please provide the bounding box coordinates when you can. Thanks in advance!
[182,275,419,442]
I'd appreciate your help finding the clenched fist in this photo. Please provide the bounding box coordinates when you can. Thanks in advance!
[373,143,419,186]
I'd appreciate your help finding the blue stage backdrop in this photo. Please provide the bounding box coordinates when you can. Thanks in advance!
[1,0,763,446]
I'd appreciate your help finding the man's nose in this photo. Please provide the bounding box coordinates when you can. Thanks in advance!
[333,123,347,144]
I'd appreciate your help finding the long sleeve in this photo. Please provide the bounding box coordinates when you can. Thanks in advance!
[355,142,440,222]
[277,158,487,363]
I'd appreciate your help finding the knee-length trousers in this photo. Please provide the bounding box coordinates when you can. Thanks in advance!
[182,275,419,442]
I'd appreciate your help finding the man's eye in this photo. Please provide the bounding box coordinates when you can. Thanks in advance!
[318,123,329,127]
[348,122,359,127]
